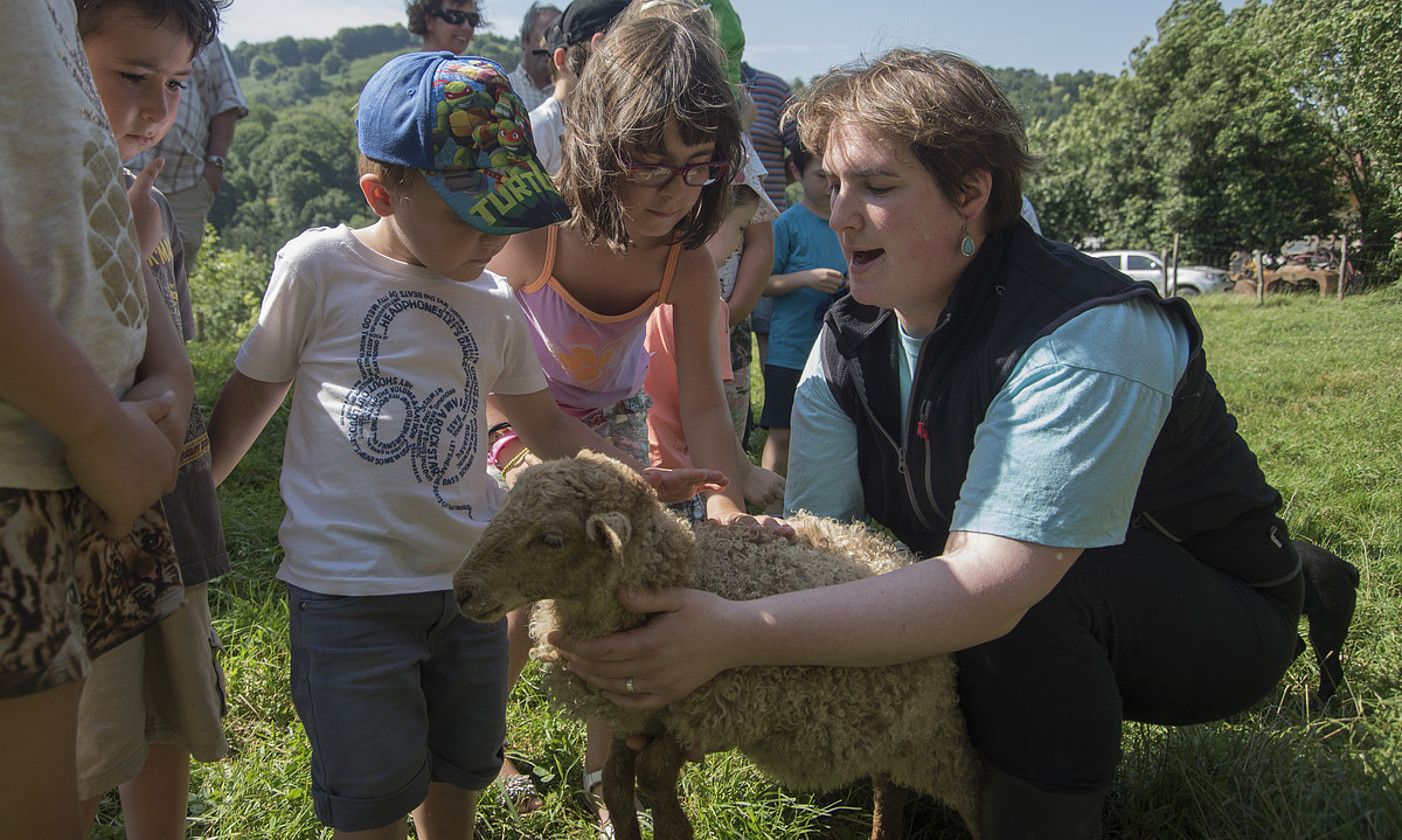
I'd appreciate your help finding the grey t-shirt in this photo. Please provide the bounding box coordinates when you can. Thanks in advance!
[138,176,229,585]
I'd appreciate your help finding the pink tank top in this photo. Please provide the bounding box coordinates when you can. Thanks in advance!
[516,226,682,412]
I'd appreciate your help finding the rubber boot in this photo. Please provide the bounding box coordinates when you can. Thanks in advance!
[978,768,1107,840]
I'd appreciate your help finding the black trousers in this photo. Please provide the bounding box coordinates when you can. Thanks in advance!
[954,523,1304,793]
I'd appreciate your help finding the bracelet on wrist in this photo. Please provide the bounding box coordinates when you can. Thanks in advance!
[499,446,531,477]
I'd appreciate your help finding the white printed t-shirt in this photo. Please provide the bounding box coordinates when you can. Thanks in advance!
[236,225,547,595]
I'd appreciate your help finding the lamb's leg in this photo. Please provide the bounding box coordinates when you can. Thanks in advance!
[635,733,693,840]
[870,775,908,840]
[603,737,642,840]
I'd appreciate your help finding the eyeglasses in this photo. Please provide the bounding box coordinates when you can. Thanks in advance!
[623,160,732,188]
[430,8,481,26]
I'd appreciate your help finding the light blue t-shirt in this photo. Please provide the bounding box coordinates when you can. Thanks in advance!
[785,297,1191,549]
[767,203,847,370]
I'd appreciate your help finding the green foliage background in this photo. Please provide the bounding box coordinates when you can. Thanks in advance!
[1027,0,1402,278]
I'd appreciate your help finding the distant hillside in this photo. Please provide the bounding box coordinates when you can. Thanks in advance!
[229,25,519,108]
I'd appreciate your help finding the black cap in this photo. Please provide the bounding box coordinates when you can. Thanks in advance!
[542,0,630,52]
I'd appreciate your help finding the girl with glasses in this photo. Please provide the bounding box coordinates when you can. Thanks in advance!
[482,8,789,835]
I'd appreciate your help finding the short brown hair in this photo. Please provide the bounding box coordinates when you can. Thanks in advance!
[358,154,421,192]
[790,49,1038,233]
[405,0,483,38]
[557,11,740,252]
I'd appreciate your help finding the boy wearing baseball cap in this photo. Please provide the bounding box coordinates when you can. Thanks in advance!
[206,53,717,839]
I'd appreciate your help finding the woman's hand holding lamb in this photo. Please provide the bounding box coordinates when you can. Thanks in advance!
[551,586,743,710]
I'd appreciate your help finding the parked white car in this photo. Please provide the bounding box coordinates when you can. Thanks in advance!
[1085,250,1232,296]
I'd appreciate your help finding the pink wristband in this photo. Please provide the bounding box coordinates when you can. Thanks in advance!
[487,430,521,468]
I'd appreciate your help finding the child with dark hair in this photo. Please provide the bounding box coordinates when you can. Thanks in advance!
[74,0,232,834]
[759,134,846,484]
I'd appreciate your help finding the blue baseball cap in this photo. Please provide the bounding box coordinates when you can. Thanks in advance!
[358,52,571,235]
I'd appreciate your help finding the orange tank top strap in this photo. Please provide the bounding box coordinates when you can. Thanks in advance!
[522,225,561,293]
[656,240,684,303]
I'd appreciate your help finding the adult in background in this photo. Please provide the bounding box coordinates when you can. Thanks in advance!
[407,0,480,54]
[528,0,630,175]
[554,49,1305,838]
[129,38,247,265]
[508,2,560,111]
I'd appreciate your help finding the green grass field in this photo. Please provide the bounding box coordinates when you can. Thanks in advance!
[93,287,1402,838]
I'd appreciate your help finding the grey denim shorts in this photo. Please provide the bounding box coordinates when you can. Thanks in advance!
[287,584,508,831]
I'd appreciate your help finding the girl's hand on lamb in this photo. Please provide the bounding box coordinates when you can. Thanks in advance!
[643,467,729,503]
[715,511,795,537]
[551,587,739,710]
[741,464,785,510]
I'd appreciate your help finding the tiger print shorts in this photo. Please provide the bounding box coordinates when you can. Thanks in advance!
[0,488,183,699]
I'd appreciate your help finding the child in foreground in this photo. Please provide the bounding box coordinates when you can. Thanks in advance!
[73,0,233,835]
[206,53,718,840]
[481,6,788,832]
[0,2,191,836]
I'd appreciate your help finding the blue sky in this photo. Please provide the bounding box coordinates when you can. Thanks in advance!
[220,0,1245,82]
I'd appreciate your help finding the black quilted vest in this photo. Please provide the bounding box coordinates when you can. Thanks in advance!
[821,222,1294,586]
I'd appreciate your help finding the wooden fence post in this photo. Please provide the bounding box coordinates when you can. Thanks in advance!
[1170,233,1180,297]
[1338,233,1349,300]
[1254,250,1265,305]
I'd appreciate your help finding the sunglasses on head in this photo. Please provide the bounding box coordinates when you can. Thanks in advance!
[623,160,732,188]
[431,7,481,26]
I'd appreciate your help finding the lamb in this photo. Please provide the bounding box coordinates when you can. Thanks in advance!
[453,451,981,840]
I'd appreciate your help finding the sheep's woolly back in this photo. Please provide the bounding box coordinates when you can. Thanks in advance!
[456,454,981,831]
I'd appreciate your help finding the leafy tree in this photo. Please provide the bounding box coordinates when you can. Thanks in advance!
[298,38,330,66]
[1029,0,1337,263]
[329,24,417,62]
[987,67,1110,128]
[186,225,268,340]
[271,35,301,67]
[249,54,275,80]
[1270,0,1402,279]
[319,52,346,78]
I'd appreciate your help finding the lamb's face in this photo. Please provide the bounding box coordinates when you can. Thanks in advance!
[453,455,643,622]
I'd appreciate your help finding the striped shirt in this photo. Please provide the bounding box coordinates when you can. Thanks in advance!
[129,41,247,192]
[741,62,794,211]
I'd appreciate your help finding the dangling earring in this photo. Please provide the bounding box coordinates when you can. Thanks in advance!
[960,223,976,258]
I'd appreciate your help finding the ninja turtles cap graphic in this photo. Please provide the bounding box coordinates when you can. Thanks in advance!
[358,53,571,235]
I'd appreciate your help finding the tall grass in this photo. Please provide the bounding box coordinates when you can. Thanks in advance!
[92,288,1401,838]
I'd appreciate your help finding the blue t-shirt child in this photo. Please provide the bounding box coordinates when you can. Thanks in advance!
[768,203,847,370]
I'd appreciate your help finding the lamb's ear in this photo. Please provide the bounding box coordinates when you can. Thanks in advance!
[585,511,632,561]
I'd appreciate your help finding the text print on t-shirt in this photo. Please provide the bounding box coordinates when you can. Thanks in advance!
[341,290,482,513]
